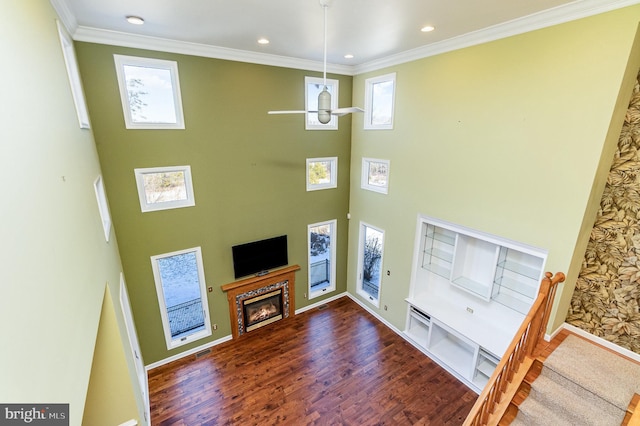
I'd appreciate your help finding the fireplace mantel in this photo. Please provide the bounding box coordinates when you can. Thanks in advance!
[221,265,299,339]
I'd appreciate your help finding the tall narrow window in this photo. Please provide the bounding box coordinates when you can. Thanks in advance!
[151,247,211,349]
[364,73,396,130]
[357,222,385,307]
[308,219,337,299]
[93,175,112,241]
[305,76,339,130]
[114,55,185,129]
[57,20,90,129]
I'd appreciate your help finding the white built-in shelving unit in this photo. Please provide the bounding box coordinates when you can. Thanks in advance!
[405,214,547,393]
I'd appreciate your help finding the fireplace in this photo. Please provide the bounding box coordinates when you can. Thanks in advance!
[221,265,299,339]
[243,289,283,332]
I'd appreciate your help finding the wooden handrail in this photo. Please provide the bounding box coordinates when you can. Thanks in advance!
[463,271,566,426]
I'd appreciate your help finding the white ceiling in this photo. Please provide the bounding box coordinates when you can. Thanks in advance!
[52,0,638,73]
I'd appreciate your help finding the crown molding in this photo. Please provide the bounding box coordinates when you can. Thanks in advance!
[353,0,640,74]
[68,0,639,76]
[72,26,354,76]
[48,0,77,34]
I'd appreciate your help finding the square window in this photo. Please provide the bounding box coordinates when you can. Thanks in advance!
[57,21,90,129]
[305,76,339,130]
[307,157,338,191]
[364,73,396,130]
[134,166,195,212]
[93,176,112,241]
[361,158,390,194]
[114,55,185,129]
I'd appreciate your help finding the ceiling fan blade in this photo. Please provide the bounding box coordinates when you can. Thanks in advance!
[267,110,312,114]
[331,107,365,116]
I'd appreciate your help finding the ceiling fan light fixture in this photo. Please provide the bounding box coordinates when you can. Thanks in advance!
[317,87,331,124]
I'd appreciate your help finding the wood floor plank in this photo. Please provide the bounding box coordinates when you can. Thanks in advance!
[149,297,477,425]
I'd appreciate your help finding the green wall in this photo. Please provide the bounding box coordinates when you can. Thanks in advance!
[0,1,142,424]
[75,43,353,364]
[347,6,640,332]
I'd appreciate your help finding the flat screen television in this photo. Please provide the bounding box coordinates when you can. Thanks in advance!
[232,235,288,279]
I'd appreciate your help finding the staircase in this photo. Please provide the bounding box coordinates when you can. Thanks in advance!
[508,334,640,426]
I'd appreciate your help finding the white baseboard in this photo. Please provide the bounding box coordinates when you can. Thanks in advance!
[295,292,348,315]
[345,293,404,337]
[146,334,233,371]
[119,420,138,426]
[562,323,640,363]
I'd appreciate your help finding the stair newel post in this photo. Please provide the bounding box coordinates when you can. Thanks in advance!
[524,273,551,356]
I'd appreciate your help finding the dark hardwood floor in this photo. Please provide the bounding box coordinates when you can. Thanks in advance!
[148,297,477,425]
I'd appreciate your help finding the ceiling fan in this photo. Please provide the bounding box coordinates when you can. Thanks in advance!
[268,0,364,124]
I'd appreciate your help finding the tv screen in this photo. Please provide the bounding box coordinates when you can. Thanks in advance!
[232,235,288,279]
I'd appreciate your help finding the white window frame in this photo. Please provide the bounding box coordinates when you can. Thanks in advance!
[150,247,211,350]
[119,274,150,422]
[134,165,195,213]
[114,55,185,130]
[361,158,390,194]
[364,72,396,130]
[306,157,338,191]
[307,219,337,299]
[305,76,339,130]
[356,221,385,308]
[93,175,112,242]
[57,20,90,129]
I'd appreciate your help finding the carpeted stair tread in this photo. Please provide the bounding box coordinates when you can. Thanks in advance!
[525,372,624,425]
[513,334,640,425]
[516,393,589,426]
[543,335,640,410]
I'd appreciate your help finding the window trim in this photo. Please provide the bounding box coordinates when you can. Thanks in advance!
[57,20,90,129]
[356,221,385,308]
[305,76,339,130]
[307,219,337,300]
[114,54,185,130]
[306,157,338,191]
[364,72,396,130]
[361,157,390,194]
[93,175,112,242]
[134,165,195,213]
[150,246,211,350]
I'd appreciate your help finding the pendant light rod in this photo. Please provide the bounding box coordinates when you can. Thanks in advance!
[322,1,327,87]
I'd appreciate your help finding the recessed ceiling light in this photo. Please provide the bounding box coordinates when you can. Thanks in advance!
[421,25,435,32]
[126,16,144,25]
[344,54,354,59]
[258,38,270,45]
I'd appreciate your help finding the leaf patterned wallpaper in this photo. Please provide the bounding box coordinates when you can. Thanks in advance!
[567,72,640,353]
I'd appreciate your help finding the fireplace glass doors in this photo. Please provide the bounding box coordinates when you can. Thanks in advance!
[242,289,283,332]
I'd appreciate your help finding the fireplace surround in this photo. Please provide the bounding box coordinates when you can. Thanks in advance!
[221,265,299,338]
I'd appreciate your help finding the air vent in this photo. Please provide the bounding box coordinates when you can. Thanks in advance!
[195,348,211,358]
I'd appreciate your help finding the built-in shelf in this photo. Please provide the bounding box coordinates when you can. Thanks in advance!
[405,214,547,392]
